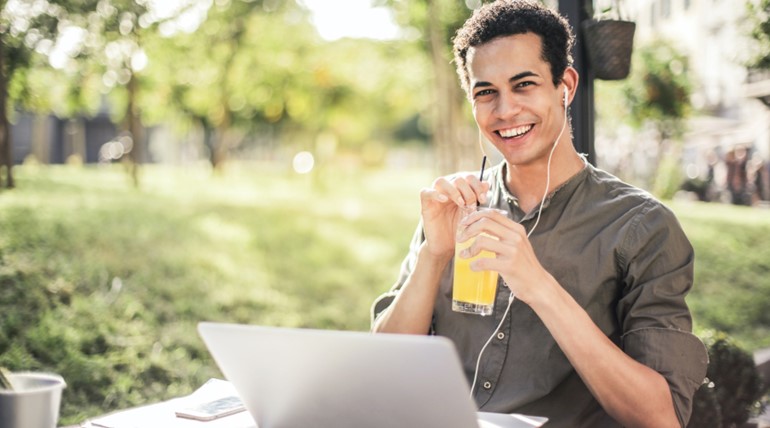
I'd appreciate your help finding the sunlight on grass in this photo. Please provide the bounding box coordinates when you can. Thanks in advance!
[671,199,770,227]
[315,219,398,264]
[195,213,254,247]
[668,200,770,350]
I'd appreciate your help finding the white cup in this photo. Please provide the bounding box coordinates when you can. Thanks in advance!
[0,372,66,428]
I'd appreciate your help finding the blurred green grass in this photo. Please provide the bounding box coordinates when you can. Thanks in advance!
[0,163,428,423]
[671,200,770,349]
[1,163,768,424]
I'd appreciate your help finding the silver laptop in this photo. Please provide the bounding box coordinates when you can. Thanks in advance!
[197,322,547,428]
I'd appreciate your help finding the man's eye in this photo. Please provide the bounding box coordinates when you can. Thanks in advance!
[516,81,535,89]
[474,89,494,98]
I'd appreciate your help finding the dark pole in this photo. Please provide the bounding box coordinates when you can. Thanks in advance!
[559,0,596,166]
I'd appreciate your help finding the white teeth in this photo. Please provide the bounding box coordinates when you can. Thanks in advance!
[499,125,533,138]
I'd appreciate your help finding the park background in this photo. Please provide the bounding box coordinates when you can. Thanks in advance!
[0,0,769,426]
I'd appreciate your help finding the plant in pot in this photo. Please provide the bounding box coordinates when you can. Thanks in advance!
[582,0,636,80]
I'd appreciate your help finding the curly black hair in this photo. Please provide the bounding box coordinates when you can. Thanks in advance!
[452,0,575,96]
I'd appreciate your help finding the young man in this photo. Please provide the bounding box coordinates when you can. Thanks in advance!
[371,1,707,427]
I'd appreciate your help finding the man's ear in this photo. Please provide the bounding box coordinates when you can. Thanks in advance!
[561,66,579,107]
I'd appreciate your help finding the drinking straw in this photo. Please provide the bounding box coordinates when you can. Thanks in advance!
[477,155,487,206]
[478,155,487,182]
[477,130,487,205]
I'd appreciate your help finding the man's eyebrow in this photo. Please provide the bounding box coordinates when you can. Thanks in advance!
[471,71,540,91]
[510,71,539,81]
[471,80,493,90]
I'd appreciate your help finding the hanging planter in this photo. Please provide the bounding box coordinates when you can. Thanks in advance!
[581,1,636,80]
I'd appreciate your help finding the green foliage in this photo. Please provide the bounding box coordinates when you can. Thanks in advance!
[4,0,434,172]
[596,39,694,194]
[584,0,632,20]
[0,0,59,80]
[651,148,684,199]
[0,0,129,117]
[135,1,432,163]
[140,1,305,128]
[687,332,767,428]
[621,39,693,139]
[747,0,770,69]
[382,0,473,56]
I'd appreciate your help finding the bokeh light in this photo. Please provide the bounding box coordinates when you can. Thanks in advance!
[292,151,314,174]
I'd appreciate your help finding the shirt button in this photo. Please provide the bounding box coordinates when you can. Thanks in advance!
[497,332,505,340]
[483,381,492,390]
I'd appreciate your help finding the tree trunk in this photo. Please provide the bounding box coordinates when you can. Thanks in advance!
[125,71,142,187]
[426,0,478,175]
[200,118,216,167]
[212,119,230,171]
[0,37,14,189]
[207,17,245,172]
[67,118,86,162]
[32,114,50,163]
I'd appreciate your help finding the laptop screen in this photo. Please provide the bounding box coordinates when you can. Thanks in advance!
[198,322,481,428]
[198,322,547,428]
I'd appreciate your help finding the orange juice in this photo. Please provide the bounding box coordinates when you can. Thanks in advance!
[452,234,498,316]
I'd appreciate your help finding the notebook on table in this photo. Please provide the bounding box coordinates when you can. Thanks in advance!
[197,322,547,428]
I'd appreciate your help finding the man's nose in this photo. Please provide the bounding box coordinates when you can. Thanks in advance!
[494,91,522,119]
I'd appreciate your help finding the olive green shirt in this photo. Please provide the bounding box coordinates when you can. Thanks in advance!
[372,161,708,427]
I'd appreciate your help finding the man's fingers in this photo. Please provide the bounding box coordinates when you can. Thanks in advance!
[420,187,449,203]
[428,174,491,208]
[433,177,468,206]
[465,174,491,205]
[449,174,483,206]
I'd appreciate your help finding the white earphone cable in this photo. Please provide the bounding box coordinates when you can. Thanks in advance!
[469,88,569,400]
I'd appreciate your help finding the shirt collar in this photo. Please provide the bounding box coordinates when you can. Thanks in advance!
[493,156,590,219]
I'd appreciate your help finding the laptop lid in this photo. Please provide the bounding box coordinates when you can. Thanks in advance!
[197,322,481,428]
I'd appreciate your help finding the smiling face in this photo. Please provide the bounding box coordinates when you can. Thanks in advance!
[468,32,575,168]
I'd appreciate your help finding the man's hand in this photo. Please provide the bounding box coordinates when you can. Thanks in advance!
[419,173,490,259]
[373,173,490,335]
[454,208,552,304]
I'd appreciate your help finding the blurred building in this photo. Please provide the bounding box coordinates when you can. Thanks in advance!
[11,111,117,164]
[625,0,770,202]
[9,94,156,166]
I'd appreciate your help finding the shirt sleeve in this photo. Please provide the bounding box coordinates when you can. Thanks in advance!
[370,222,425,329]
[623,328,708,427]
[616,199,708,426]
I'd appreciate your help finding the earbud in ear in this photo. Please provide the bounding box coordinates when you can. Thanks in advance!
[563,88,568,108]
